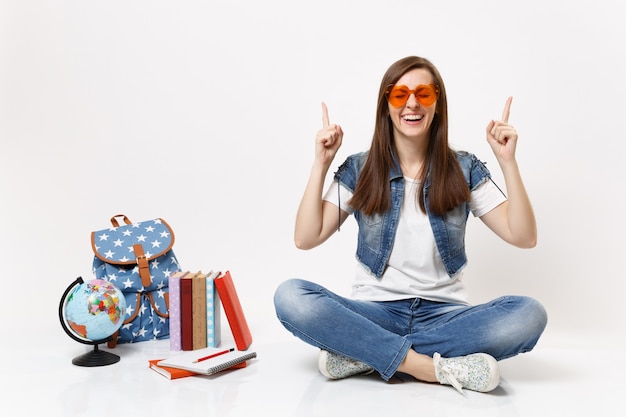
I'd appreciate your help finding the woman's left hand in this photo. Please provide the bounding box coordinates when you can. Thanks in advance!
[486,96,518,163]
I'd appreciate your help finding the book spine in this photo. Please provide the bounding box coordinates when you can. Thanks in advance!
[206,271,221,347]
[215,271,252,350]
[180,273,195,351]
[192,272,207,350]
[168,271,186,351]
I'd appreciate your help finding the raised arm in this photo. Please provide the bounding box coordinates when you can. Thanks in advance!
[294,103,348,250]
[480,97,537,248]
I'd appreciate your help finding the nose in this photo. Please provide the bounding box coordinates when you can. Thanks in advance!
[406,93,420,107]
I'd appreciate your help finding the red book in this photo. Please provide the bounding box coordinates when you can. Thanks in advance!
[149,359,197,379]
[180,272,197,351]
[214,271,252,350]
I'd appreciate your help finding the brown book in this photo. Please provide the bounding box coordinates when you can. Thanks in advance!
[192,271,208,350]
[180,272,197,351]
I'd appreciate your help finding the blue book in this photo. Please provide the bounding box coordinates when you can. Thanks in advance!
[205,270,222,347]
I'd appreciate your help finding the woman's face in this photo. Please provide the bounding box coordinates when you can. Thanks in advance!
[387,68,438,144]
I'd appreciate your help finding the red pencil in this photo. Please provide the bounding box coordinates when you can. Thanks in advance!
[192,348,235,363]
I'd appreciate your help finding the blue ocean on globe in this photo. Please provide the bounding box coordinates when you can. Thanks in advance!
[64,279,126,342]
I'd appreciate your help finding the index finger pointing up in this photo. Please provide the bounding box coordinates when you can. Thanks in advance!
[501,96,513,123]
[321,102,330,127]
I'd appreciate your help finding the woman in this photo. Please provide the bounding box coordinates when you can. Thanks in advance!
[273,56,547,394]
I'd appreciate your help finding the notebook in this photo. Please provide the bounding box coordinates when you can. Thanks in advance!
[157,346,257,376]
[149,358,247,380]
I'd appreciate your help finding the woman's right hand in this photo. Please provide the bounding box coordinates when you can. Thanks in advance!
[315,102,343,167]
[294,103,346,249]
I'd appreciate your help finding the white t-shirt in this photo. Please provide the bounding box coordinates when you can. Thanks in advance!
[323,176,506,304]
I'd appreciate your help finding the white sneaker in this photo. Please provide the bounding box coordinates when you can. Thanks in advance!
[318,350,375,379]
[433,352,500,394]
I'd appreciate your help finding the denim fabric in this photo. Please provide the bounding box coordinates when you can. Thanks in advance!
[334,151,495,278]
[274,279,547,381]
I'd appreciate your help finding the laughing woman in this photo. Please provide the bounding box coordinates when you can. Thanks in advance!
[273,56,547,394]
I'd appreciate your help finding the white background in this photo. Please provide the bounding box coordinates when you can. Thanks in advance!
[1,0,625,350]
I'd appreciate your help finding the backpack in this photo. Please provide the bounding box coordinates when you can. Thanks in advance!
[91,214,181,346]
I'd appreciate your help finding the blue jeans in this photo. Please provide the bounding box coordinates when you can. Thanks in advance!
[273,279,547,381]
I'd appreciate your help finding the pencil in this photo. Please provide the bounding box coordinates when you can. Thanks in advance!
[192,348,235,363]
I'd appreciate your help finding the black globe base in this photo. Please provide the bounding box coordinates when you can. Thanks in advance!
[72,344,120,367]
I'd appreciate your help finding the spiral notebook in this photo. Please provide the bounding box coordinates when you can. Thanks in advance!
[157,346,256,376]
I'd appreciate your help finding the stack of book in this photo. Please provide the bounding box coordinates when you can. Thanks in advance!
[168,270,253,351]
[150,270,255,380]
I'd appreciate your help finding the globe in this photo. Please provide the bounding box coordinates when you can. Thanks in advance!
[59,277,127,366]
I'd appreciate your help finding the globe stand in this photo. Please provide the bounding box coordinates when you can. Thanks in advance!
[59,277,124,367]
[72,343,120,367]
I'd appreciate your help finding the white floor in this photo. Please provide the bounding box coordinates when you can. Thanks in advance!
[3,327,624,416]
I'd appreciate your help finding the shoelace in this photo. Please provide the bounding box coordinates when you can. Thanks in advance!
[438,362,468,395]
[434,352,468,395]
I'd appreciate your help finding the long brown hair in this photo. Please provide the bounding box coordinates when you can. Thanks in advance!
[350,56,470,216]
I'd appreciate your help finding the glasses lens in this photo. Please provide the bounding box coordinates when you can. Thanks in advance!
[415,85,438,106]
[387,86,410,107]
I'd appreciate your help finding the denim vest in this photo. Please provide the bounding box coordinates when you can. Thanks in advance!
[334,150,495,279]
